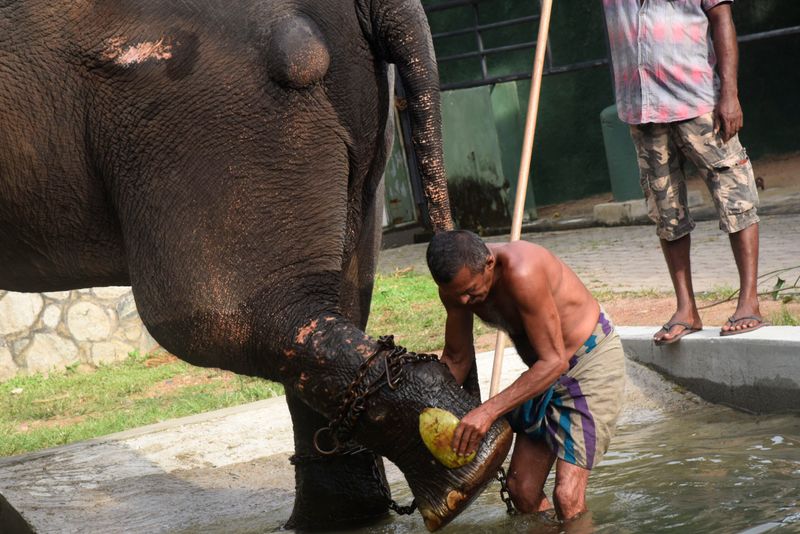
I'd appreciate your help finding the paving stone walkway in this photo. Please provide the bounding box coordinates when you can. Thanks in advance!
[377,213,800,293]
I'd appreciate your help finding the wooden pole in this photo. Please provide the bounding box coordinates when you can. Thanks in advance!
[489,0,554,398]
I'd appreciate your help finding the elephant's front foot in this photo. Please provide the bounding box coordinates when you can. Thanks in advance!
[339,338,513,531]
[284,390,390,530]
[286,448,391,530]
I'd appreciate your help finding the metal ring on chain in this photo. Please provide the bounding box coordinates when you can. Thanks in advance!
[312,426,341,456]
[299,335,436,515]
[311,335,438,456]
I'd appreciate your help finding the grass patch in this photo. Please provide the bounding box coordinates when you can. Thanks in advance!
[0,351,282,457]
[367,269,492,353]
[591,288,668,301]
[697,285,740,302]
[769,306,800,326]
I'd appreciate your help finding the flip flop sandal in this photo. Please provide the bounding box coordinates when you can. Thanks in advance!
[720,315,770,337]
[654,321,702,346]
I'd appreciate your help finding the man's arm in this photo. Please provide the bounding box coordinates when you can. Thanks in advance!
[439,290,475,386]
[707,2,743,143]
[451,264,568,456]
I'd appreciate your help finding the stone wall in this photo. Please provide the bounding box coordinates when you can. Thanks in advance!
[0,288,156,382]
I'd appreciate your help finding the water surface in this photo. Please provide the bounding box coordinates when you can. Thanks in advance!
[362,405,800,533]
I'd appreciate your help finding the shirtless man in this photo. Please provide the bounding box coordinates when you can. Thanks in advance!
[426,230,625,521]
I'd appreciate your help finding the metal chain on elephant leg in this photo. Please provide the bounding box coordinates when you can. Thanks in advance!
[312,335,439,456]
[495,466,517,515]
[370,454,417,515]
[288,443,369,465]
[307,335,438,516]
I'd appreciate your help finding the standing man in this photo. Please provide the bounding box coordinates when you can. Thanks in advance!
[603,1,766,343]
[426,230,625,522]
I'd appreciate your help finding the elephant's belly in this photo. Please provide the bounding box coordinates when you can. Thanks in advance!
[0,128,131,291]
[0,210,129,292]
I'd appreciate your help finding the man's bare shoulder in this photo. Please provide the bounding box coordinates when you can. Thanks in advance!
[493,241,557,294]
[495,241,554,274]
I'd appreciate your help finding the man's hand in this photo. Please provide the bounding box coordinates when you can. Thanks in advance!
[451,405,495,456]
[715,93,743,143]
[707,3,742,144]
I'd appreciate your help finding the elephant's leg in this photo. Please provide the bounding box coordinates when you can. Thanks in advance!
[288,185,391,527]
[284,390,390,529]
[340,178,384,332]
[282,318,512,532]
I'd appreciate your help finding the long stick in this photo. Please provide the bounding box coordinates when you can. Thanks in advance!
[489,0,554,398]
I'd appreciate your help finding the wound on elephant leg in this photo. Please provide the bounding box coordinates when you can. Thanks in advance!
[268,15,330,89]
[294,319,318,345]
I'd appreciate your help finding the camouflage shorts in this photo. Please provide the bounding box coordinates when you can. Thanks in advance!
[629,112,760,241]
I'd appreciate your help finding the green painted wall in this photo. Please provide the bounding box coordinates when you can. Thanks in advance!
[733,1,800,159]
[438,84,539,230]
[489,82,536,219]
[440,87,512,231]
[427,0,617,209]
[524,1,615,204]
[403,0,800,226]
[514,67,615,205]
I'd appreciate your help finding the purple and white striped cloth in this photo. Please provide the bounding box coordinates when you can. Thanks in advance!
[602,0,732,124]
[504,307,624,470]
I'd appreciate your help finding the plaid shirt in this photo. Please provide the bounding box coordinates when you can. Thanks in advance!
[603,0,732,124]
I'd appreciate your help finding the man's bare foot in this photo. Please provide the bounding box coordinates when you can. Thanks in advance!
[721,300,764,334]
[653,311,703,345]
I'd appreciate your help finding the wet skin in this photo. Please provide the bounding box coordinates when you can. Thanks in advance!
[434,240,601,519]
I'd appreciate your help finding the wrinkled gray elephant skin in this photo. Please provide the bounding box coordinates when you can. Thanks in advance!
[0,1,510,531]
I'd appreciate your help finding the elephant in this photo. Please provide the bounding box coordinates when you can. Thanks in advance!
[0,0,512,531]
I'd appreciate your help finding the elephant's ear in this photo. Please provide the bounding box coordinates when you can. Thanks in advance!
[358,0,454,232]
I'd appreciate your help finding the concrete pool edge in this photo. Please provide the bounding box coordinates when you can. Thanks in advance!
[618,325,800,414]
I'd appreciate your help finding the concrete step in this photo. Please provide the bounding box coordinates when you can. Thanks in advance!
[619,325,800,414]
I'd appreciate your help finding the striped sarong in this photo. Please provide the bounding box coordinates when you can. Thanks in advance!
[504,309,625,470]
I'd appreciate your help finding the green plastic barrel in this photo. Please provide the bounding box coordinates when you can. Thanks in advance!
[600,104,643,202]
